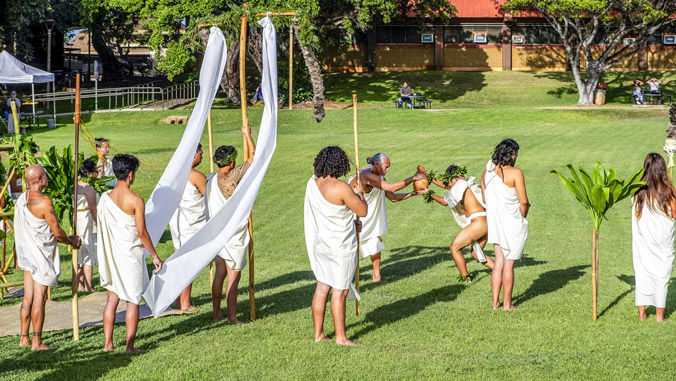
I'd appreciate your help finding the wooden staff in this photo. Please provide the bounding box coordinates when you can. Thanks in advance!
[71,74,81,341]
[240,13,256,321]
[289,25,293,110]
[9,101,19,133]
[208,112,215,288]
[353,93,361,316]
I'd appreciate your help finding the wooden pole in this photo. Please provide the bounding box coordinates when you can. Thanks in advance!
[240,13,256,321]
[207,112,215,288]
[289,26,293,110]
[591,229,598,321]
[353,93,360,317]
[9,101,19,133]
[71,74,81,340]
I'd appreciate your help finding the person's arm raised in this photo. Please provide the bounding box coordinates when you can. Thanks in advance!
[41,198,81,248]
[342,182,367,217]
[242,123,256,163]
[431,177,449,189]
[513,168,530,218]
[362,170,426,193]
[133,196,163,273]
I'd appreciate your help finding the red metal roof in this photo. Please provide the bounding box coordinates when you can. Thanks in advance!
[452,0,507,18]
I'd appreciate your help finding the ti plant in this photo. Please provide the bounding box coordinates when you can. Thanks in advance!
[8,134,40,187]
[551,162,644,321]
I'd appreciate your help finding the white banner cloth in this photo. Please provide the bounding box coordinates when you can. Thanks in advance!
[144,17,278,317]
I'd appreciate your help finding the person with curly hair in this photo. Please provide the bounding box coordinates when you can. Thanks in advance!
[305,146,367,346]
[207,123,256,324]
[347,153,426,282]
[426,164,494,282]
[482,139,529,311]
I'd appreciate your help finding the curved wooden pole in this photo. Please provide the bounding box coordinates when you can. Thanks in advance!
[353,93,360,317]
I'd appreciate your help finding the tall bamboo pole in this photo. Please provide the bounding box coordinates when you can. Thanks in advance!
[71,74,81,340]
[289,26,293,110]
[240,13,256,321]
[353,94,360,317]
[208,112,215,288]
[591,229,598,321]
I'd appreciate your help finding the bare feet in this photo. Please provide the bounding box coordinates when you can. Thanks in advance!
[314,334,331,342]
[31,343,54,351]
[372,277,387,283]
[226,318,245,326]
[213,312,225,322]
[492,302,501,310]
[335,338,358,346]
[126,347,143,353]
[656,317,668,323]
[19,335,30,347]
[503,305,519,311]
[639,313,647,321]
[103,345,115,352]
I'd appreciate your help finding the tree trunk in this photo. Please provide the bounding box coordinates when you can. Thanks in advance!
[293,24,325,122]
[638,40,648,70]
[247,29,264,75]
[90,22,123,75]
[220,39,241,105]
[576,66,601,105]
[592,229,599,321]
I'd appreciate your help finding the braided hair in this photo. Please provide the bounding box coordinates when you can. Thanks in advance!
[313,146,350,178]
[214,145,237,168]
[492,138,520,167]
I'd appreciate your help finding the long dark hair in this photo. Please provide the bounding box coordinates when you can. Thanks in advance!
[634,153,676,219]
[492,139,519,167]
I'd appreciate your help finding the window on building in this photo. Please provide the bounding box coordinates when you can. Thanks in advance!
[511,25,560,44]
[443,25,503,44]
[376,26,434,44]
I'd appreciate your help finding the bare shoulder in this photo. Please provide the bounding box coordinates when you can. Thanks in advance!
[189,169,206,182]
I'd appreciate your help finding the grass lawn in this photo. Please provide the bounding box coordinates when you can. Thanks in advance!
[0,72,674,379]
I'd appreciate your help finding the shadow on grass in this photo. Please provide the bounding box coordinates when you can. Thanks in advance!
[597,274,635,319]
[359,245,448,292]
[513,264,587,307]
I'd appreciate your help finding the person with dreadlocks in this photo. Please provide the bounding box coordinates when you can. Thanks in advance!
[482,139,529,311]
[425,164,494,282]
[632,153,676,322]
[207,123,255,324]
[347,153,426,282]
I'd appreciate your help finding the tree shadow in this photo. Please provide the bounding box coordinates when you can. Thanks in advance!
[512,265,587,306]
[598,274,634,319]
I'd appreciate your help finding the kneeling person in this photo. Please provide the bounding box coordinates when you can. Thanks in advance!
[97,154,163,352]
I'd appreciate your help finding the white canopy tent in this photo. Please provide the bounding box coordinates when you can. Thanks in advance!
[0,50,56,125]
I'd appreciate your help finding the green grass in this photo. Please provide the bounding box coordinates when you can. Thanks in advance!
[0,73,675,379]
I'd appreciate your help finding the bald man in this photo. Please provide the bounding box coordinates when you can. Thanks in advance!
[15,164,81,350]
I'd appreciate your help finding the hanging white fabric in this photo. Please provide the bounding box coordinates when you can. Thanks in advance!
[144,16,278,317]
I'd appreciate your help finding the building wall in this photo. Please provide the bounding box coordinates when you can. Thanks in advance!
[443,44,503,71]
[648,46,676,70]
[511,45,568,71]
[375,45,435,71]
[322,45,368,72]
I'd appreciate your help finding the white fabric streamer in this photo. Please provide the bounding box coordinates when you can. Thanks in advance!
[144,17,278,317]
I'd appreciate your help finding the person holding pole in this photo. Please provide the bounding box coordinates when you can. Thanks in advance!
[97,154,163,352]
[6,91,21,135]
[169,143,207,311]
[207,123,255,324]
[15,164,81,350]
[305,146,367,346]
[75,159,100,292]
[348,154,426,282]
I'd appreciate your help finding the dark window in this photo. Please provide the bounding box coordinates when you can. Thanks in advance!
[444,25,502,44]
[512,25,560,44]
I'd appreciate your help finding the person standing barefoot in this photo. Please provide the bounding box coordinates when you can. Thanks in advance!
[482,139,529,311]
[632,153,676,322]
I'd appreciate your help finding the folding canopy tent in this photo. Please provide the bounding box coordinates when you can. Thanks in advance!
[0,50,56,126]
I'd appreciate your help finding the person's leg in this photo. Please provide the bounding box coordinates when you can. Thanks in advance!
[83,265,93,292]
[492,245,505,310]
[177,283,195,311]
[471,236,494,270]
[19,271,34,347]
[125,302,141,352]
[30,282,51,350]
[656,307,667,322]
[637,305,647,321]
[312,282,331,342]
[370,253,383,282]
[225,263,243,324]
[502,258,518,311]
[451,220,489,280]
[211,257,226,322]
[330,288,357,346]
[103,291,120,351]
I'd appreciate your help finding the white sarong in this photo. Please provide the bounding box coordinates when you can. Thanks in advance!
[76,192,99,266]
[350,169,387,258]
[484,161,528,261]
[14,191,60,286]
[444,177,487,262]
[632,201,675,308]
[97,192,146,304]
[304,176,359,298]
[205,173,249,271]
[169,180,206,248]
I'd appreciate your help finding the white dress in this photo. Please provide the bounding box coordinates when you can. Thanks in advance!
[484,161,528,260]
[205,173,249,271]
[304,176,359,297]
[349,169,387,258]
[169,180,206,248]
[14,191,60,286]
[97,192,147,304]
[76,191,99,266]
[632,200,675,308]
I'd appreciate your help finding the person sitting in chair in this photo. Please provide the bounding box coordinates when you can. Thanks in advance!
[398,82,413,109]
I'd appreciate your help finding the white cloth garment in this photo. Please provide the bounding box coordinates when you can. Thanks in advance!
[7,98,20,135]
[5,171,22,200]
[169,180,206,248]
[484,161,528,261]
[444,177,488,263]
[349,169,387,258]
[304,176,360,299]
[101,158,117,188]
[97,192,146,304]
[14,191,60,286]
[205,173,249,271]
[144,17,278,317]
[632,200,675,308]
[76,192,99,266]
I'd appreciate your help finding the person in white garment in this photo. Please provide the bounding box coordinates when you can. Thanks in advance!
[632,153,676,322]
[305,146,367,346]
[6,91,21,135]
[481,139,529,311]
[425,164,494,282]
[207,123,255,324]
[169,143,207,311]
[348,153,426,282]
[15,164,81,350]
[95,138,117,188]
[76,159,100,292]
[97,154,163,353]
